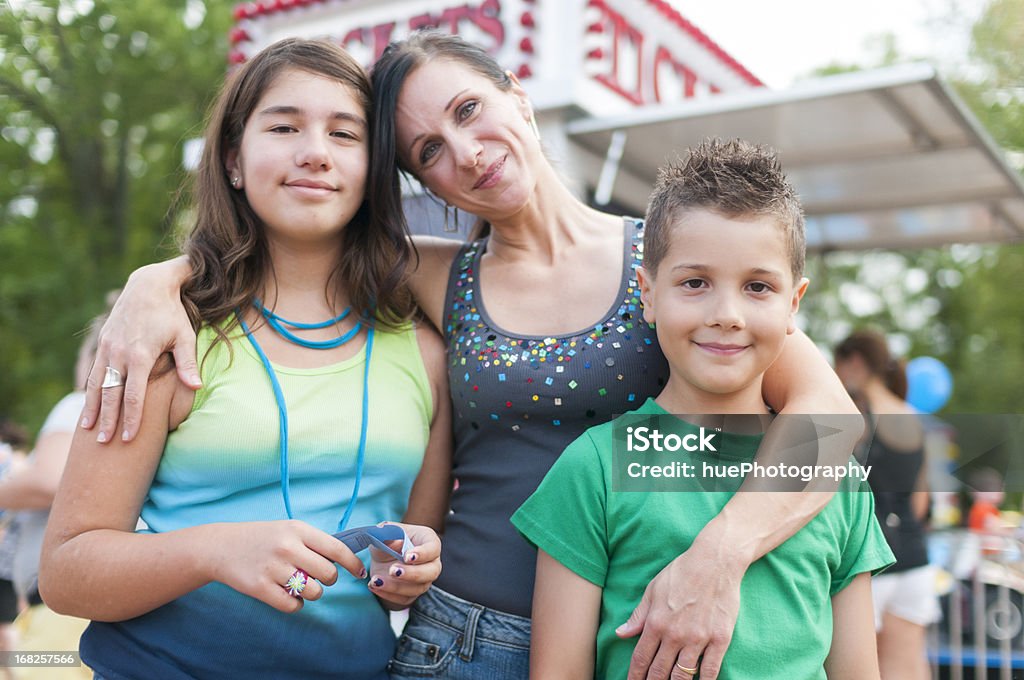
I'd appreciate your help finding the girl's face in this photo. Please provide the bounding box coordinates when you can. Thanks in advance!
[227,68,368,249]
[395,59,541,220]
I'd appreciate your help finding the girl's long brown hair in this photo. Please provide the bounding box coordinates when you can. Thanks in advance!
[180,38,414,351]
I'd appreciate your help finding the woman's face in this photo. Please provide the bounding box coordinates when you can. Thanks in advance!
[227,68,369,250]
[395,59,540,220]
[834,353,869,393]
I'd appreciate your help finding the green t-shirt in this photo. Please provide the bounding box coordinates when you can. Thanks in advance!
[512,398,895,679]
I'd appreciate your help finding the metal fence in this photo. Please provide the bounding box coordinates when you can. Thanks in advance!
[928,530,1024,679]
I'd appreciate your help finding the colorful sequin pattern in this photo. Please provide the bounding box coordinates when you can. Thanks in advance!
[435,217,670,615]
[445,218,666,432]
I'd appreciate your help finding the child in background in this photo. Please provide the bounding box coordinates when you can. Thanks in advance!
[513,139,894,679]
[40,39,448,680]
[967,467,1009,559]
[967,467,1005,534]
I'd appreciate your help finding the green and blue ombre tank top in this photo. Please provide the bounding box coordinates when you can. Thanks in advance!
[81,319,432,680]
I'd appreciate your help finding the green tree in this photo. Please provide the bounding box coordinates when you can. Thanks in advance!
[0,0,232,431]
[796,2,1024,414]
[936,0,1024,412]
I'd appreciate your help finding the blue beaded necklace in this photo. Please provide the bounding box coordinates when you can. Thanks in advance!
[240,302,373,532]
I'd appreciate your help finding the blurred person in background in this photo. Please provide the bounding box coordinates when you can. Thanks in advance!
[835,329,938,680]
[0,293,118,680]
[0,418,30,680]
[966,467,1010,557]
[967,467,1005,534]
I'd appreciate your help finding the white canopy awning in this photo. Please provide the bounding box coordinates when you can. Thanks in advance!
[567,63,1024,251]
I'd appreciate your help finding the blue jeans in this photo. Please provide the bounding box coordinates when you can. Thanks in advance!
[388,586,530,679]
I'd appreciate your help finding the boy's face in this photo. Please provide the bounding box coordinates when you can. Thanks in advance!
[638,208,808,404]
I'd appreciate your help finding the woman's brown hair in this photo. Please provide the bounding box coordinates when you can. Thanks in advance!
[834,329,908,400]
[180,38,414,350]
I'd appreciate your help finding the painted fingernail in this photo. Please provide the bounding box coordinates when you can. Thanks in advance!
[359,567,367,579]
[80,416,91,428]
[372,577,384,587]
[407,553,417,563]
[97,431,108,443]
[122,430,130,441]
[392,567,404,578]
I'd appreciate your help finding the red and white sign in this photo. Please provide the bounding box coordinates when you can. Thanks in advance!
[230,0,762,114]
[230,0,533,78]
[582,0,761,105]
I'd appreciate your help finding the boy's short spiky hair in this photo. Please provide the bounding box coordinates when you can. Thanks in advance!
[643,138,806,281]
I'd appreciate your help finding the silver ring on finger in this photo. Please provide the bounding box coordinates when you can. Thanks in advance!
[284,569,309,598]
[101,366,124,389]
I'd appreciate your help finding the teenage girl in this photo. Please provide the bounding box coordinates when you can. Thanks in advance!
[39,39,448,680]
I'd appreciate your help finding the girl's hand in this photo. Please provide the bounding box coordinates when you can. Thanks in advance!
[366,522,442,608]
[204,520,367,613]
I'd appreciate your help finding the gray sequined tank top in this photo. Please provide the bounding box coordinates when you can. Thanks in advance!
[435,217,669,616]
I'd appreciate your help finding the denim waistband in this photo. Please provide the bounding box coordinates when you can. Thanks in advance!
[413,586,531,649]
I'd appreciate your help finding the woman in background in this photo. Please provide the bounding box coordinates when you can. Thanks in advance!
[835,329,938,680]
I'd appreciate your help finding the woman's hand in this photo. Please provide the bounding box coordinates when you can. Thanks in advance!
[617,531,748,680]
[366,522,442,608]
[204,520,368,614]
[81,257,197,444]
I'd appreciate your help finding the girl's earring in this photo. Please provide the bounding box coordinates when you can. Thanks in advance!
[443,203,460,233]
[231,177,240,189]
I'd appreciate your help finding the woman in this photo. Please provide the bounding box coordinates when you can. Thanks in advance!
[834,330,937,680]
[40,39,446,680]
[81,32,860,680]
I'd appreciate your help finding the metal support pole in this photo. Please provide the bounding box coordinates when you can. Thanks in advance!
[594,130,627,206]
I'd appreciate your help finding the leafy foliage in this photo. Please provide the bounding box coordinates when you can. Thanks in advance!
[796,1,1024,414]
[0,0,232,431]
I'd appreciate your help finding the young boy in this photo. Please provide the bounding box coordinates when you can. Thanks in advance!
[511,139,894,679]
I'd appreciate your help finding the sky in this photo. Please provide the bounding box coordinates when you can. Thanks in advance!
[670,0,985,88]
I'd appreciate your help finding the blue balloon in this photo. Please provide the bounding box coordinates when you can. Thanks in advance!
[905,356,953,413]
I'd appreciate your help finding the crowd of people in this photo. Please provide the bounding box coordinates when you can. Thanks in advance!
[0,29,1006,680]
